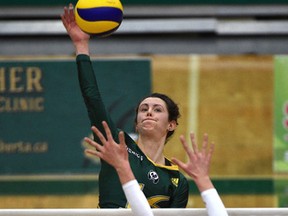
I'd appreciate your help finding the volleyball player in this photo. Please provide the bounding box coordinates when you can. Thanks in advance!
[61,4,189,208]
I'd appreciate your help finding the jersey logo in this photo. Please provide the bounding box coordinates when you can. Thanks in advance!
[148,170,159,184]
[147,195,170,208]
[126,195,170,208]
[171,178,179,187]
[126,147,144,161]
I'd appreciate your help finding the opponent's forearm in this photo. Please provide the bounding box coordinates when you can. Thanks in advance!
[193,175,214,193]
[201,188,228,216]
[122,180,153,216]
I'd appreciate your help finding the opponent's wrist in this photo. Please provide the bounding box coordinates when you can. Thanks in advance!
[194,175,214,192]
[116,162,135,185]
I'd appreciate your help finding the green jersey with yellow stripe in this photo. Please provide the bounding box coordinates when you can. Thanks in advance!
[76,54,189,208]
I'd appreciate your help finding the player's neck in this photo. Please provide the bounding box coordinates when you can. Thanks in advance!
[137,136,165,165]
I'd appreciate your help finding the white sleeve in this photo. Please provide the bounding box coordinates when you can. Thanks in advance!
[201,188,228,216]
[122,180,154,216]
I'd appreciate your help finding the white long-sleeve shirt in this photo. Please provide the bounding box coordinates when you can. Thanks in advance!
[122,180,153,216]
[122,179,228,216]
[201,188,228,216]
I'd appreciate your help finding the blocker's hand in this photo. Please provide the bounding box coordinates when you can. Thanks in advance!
[84,121,129,170]
[61,3,90,46]
[172,132,214,192]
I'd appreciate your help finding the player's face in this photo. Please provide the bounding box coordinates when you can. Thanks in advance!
[136,97,171,135]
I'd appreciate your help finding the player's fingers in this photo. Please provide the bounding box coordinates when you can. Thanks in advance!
[63,6,68,16]
[69,3,76,21]
[61,7,69,27]
[61,15,67,28]
[66,3,73,23]
[68,3,74,14]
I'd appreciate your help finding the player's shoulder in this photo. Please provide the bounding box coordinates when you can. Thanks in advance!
[178,171,188,181]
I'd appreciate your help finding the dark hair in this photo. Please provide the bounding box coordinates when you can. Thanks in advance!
[134,92,181,140]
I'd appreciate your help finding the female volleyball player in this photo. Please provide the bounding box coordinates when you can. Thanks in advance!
[85,121,228,216]
[61,4,189,208]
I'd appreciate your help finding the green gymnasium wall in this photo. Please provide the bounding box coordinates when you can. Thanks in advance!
[0,57,151,175]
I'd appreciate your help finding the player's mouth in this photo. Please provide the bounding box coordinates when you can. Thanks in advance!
[142,118,156,123]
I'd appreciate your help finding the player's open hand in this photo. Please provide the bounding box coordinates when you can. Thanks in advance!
[61,3,90,44]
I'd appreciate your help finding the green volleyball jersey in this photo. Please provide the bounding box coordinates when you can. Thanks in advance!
[76,54,189,208]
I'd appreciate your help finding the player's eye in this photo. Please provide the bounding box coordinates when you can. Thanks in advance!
[154,107,162,112]
[139,106,148,112]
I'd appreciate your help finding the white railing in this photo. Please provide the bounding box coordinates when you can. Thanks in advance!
[0,208,288,216]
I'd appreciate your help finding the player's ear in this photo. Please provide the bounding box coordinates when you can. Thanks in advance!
[167,120,177,131]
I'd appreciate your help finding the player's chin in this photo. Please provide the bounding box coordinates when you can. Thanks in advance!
[141,123,157,130]
[138,125,157,134]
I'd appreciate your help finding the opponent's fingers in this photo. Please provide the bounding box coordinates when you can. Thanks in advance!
[171,157,186,171]
[84,137,97,147]
[85,149,97,155]
[190,132,199,153]
[207,142,215,163]
[91,125,108,146]
[201,133,209,154]
[102,121,114,143]
[118,131,126,148]
[85,149,102,159]
[180,135,193,158]
[84,137,104,152]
